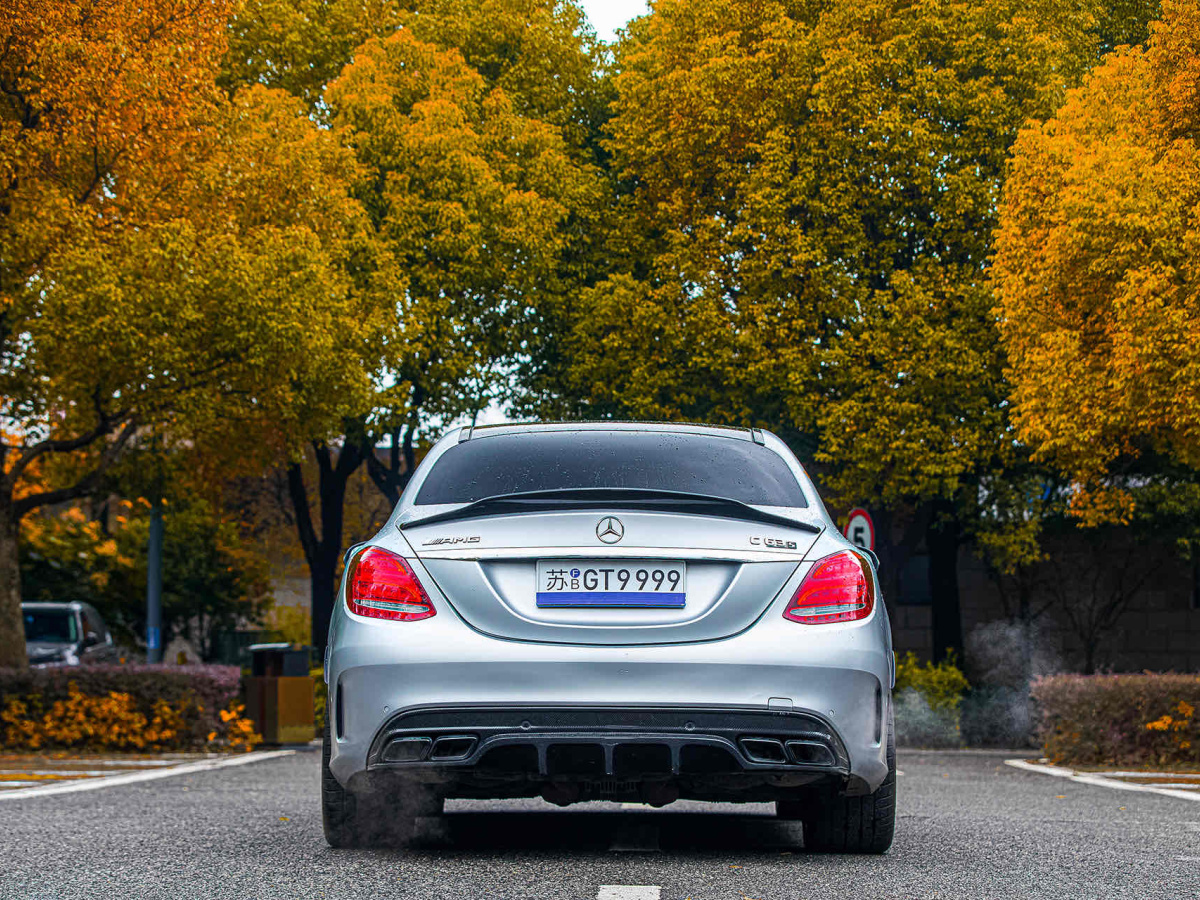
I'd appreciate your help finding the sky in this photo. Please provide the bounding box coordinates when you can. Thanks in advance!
[578,0,649,42]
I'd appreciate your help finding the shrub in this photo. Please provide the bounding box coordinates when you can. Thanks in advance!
[893,651,971,748]
[895,651,971,710]
[1031,673,1200,767]
[0,664,260,752]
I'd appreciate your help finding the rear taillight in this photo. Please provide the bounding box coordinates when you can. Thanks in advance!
[346,547,435,621]
[783,550,874,624]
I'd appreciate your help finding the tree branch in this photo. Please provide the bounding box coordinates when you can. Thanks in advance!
[13,418,138,518]
[364,446,400,507]
[7,404,131,489]
[286,462,319,569]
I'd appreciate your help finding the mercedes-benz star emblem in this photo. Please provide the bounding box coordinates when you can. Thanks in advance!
[596,516,624,544]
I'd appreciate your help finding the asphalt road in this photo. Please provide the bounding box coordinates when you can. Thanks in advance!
[1,748,1197,900]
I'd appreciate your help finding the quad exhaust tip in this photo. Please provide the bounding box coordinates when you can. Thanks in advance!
[380,734,477,763]
[740,737,788,764]
[739,736,835,767]
[786,740,835,767]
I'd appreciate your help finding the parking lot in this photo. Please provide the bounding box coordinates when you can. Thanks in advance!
[1,748,1195,899]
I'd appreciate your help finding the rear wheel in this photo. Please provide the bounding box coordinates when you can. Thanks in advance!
[778,712,896,854]
[322,719,443,848]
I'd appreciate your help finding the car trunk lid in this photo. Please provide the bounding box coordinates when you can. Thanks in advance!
[404,509,821,645]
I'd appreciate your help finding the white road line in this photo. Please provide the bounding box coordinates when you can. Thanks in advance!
[597,887,661,900]
[34,758,183,768]
[0,769,141,777]
[1005,759,1200,802]
[0,750,295,801]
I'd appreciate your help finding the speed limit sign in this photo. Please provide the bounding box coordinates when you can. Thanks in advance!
[845,508,875,551]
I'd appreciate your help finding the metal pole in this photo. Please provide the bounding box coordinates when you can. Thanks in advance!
[146,493,163,664]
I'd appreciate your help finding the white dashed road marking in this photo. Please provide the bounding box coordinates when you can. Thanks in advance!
[597,887,661,900]
[0,750,295,800]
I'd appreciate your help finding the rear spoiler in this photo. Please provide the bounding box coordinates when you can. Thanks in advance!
[400,488,822,534]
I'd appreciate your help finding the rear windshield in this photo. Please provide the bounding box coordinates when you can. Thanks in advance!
[415,430,807,507]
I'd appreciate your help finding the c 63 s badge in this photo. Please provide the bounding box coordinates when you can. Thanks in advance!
[750,536,798,550]
[422,536,481,546]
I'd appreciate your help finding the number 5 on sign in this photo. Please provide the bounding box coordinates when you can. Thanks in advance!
[844,508,875,551]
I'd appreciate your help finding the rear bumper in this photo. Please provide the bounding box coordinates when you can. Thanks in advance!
[371,703,847,770]
[346,704,858,803]
[328,625,891,795]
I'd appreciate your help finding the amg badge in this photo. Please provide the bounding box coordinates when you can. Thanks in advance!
[422,536,481,546]
[750,536,798,549]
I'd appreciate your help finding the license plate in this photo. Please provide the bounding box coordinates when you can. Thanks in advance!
[535,560,686,608]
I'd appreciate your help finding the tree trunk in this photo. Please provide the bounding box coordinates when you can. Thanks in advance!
[365,422,418,508]
[0,498,27,668]
[287,439,364,653]
[872,504,930,614]
[927,502,963,663]
[309,554,340,651]
[1082,637,1098,675]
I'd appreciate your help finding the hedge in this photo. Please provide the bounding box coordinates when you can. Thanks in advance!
[0,664,259,752]
[1031,672,1200,767]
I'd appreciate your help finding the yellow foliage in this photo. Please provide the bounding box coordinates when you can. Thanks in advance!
[1,687,186,752]
[554,0,1114,521]
[1,685,261,753]
[994,0,1200,516]
[895,651,971,712]
[1143,700,1197,756]
[211,703,262,753]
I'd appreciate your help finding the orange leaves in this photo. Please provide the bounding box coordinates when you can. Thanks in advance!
[0,685,183,751]
[1,0,234,238]
[0,684,261,752]
[994,0,1200,514]
[213,703,261,752]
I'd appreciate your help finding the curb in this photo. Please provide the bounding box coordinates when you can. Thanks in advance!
[1004,758,1200,802]
[0,749,296,801]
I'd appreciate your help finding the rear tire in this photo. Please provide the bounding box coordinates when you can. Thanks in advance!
[778,711,896,854]
[322,719,442,848]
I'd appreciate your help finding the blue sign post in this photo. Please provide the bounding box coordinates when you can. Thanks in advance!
[146,494,163,663]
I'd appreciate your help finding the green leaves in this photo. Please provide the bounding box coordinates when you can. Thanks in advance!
[328,21,603,428]
[548,0,1118,525]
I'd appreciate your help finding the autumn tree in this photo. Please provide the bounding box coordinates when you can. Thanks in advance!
[218,0,607,649]
[539,0,1152,659]
[221,0,406,111]
[994,0,1200,522]
[0,1,370,666]
[22,497,273,660]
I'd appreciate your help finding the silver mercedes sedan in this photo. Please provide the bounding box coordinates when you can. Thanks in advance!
[322,422,895,852]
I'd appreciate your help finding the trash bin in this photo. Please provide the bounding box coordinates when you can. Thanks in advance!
[245,643,315,744]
